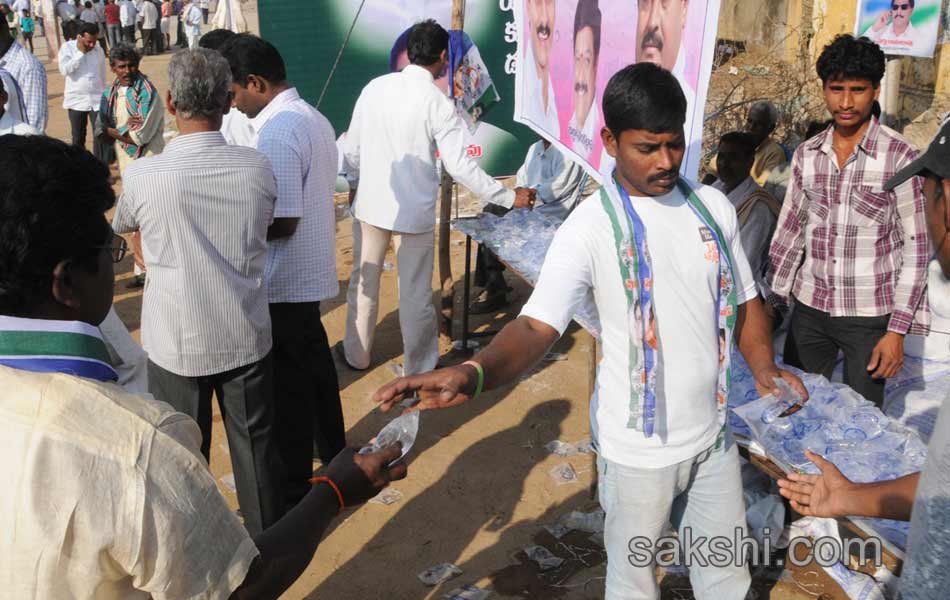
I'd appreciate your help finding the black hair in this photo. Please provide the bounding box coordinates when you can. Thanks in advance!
[719,131,757,159]
[573,0,601,60]
[805,120,831,139]
[872,100,882,119]
[77,21,99,38]
[198,28,237,51]
[892,0,914,6]
[603,63,686,135]
[816,34,886,85]
[0,135,115,315]
[219,33,287,87]
[109,42,140,66]
[407,19,448,67]
[63,20,80,41]
[85,1,92,7]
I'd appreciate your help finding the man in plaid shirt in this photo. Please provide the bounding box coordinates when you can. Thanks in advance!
[769,34,929,406]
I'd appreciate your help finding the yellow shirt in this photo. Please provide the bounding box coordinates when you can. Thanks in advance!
[0,366,258,599]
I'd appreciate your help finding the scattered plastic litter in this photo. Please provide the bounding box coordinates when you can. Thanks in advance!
[383,261,394,271]
[544,438,594,456]
[369,488,403,506]
[219,473,236,493]
[560,508,605,533]
[389,362,404,377]
[542,522,571,539]
[360,411,419,465]
[418,563,463,586]
[549,463,579,485]
[452,339,480,351]
[523,545,564,571]
[443,584,491,600]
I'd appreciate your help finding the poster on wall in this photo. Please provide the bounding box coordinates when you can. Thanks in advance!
[512,0,722,182]
[855,0,941,58]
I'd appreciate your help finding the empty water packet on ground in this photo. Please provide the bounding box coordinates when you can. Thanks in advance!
[383,261,394,271]
[369,488,403,506]
[389,362,404,377]
[443,584,492,600]
[544,439,579,456]
[418,563,462,586]
[560,508,606,533]
[360,411,419,465]
[549,463,578,485]
[523,545,564,571]
[542,522,572,539]
[574,439,595,454]
[452,339,480,351]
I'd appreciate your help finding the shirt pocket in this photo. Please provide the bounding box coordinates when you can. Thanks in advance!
[851,186,892,228]
[803,186,832,222]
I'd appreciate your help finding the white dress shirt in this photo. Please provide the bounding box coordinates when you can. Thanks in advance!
[342,64,515,234]
[183,3,201,35]
[112,132,278,377]
[118,0,136,26]
[515,140,587,220]
[250,88,340,304]
[221,108,257,147]
[57,40,107,112]
[140,0,157,27]
[80,7,98,22]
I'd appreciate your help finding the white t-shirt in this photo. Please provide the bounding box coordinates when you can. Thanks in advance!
[521,179,757,468]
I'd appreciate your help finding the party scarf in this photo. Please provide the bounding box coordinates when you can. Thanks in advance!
[0,316,119,382]
[99,74,159,159]
[599,177,738,443]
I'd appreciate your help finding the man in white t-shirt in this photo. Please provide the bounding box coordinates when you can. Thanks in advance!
[373,63,807,599]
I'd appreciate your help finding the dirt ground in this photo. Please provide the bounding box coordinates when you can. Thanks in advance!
[31,9,853,598]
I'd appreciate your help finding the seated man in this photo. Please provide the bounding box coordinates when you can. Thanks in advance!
[0,134,405,599]
[712,131,782,305]
[473,137,590,313]
[704,100,788,187]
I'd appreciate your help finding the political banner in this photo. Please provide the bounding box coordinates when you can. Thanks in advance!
[855,0,941,58]
[512,0,722,182]
[258,0,537,177]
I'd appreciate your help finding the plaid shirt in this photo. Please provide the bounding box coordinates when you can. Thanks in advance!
[768,119,930,335]
[0,41,47,132]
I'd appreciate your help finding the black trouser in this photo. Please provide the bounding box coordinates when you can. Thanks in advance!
[270,302,346,506]
[473,203,509,294]
[67,109,98,149]
[147,353,284,536]
[202,7,209,23]
[121,24,135,44]
[141,27,157,54]
[784,301,890,406]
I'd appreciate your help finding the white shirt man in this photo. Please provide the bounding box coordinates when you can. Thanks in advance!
[0,27,47,131]
[57,37,106,113]
[139,0,157,28]
[516,139,589,220]
[80,6,98,22]
[521,40,559,134]
[341,63,516,374]
[118,0,136,27]
[56,0,77,21]
[183,2,201,47]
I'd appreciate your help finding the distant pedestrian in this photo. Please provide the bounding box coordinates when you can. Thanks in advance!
[18,8,32,52]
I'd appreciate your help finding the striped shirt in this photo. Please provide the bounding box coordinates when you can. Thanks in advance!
[250,87,339,304]
[112,132,278,377]
[768,119,930,335]
[0,41,47,132]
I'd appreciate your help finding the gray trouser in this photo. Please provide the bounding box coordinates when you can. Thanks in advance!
[147,353,284,535]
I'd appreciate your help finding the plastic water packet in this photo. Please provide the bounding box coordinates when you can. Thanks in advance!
[369,488,403,506]
[418,563,462,586]
[444,584,492,600]
[359,411,419,465]
[549,463,578,485]
[523,545,564,571]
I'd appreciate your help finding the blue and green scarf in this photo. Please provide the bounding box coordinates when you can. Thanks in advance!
[599,176,738,444]
[0,316,119,382]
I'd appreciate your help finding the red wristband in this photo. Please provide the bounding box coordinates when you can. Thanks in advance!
[309,476,345,514]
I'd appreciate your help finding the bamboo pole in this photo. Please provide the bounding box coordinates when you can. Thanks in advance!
[438,0,466,337]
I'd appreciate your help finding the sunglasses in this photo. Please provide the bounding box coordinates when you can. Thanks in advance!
[891,3,910,10]
[92,234,129,264]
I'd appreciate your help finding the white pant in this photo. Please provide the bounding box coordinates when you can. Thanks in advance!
[597,437,751,600]
[343,219,439,375]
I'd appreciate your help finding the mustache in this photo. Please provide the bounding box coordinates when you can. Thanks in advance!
[535,24,551,37]
[574,82,589,94]
[648,170,678,183]
[641,29,663,51]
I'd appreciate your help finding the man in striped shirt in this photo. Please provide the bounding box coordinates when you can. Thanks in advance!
[112,48,284,535]
[0,12,46,131]
[220,34,346,508]
[768,34,930,406]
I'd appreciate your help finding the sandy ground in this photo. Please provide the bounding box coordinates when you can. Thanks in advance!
[30,8,854,598]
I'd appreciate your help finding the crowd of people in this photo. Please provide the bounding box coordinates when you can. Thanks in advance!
[0,7,948,599]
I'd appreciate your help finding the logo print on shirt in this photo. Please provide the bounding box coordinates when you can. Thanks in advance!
[699,226,718,262]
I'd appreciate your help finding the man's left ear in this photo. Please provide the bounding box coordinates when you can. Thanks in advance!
[601,126,618,159]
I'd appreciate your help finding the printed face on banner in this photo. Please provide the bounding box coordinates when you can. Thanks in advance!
[855,0,940,58]
[514,0,721,181]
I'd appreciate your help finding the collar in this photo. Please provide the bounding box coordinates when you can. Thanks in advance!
[0,316,119,382]
[164,130,226,153]
[811,117,881,161]
[718,176,756,204]
[403,64,435,83]
[250,87,300,132]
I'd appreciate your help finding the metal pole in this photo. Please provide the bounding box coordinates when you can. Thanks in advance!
[881,57,902,129]
[439,0,466,338]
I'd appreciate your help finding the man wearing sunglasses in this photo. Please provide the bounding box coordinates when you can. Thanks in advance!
[868,0,917,42]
